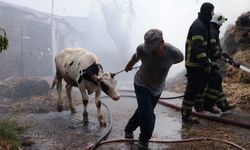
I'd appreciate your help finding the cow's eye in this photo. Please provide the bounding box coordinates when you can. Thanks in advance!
[100,80,109,93]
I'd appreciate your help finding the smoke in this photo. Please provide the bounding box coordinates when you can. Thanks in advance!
[1,0,249,79]
[129,0,250,78]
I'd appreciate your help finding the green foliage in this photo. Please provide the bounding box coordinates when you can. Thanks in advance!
[0,28,8,52]
[0,115,28,150]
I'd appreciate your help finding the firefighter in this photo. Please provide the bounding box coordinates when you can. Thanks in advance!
[181,2,215,122]
[203,13,236,112]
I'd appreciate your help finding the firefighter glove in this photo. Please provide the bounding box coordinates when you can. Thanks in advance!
[222,52,231,60]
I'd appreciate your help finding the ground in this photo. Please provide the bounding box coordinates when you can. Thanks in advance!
[0,77,249,150]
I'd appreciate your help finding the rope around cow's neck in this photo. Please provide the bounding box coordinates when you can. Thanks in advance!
[113,66,140,76]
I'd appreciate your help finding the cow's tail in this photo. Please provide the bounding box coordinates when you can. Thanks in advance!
[51,71,59,90]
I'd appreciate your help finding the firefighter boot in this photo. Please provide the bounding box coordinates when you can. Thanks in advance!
[181,107,199,123]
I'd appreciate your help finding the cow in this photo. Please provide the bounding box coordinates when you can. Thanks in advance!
[51,48,120,127]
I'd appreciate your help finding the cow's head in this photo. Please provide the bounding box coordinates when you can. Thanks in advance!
[97,72,120,101]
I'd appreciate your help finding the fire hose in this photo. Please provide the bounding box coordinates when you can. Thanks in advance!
[85,93,248,150]
[86,63,250,149]
[221,53,250,73]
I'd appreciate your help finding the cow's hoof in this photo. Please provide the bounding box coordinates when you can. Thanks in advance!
[57,106,63,112]
[71,108,76,114]
[83,120,89,126]
[83,119,89,124]
[100,122,107,127]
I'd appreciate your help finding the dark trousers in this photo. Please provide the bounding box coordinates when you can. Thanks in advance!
[204,69,230,111]
[182,68,207,119]
[125,84,160,142]
[204,69,223,108]
[182,68,230,119]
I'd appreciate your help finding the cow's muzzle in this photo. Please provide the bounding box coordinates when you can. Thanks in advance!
[112,95,120,101]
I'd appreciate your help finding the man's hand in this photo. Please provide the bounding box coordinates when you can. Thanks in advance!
[124,53,139,72]
[222,52,232,60]
[125,65,133,72]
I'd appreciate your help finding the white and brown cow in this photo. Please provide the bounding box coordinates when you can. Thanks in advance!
[51,48,120,127]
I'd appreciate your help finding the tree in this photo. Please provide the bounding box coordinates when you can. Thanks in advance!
[0,27,8,52]
[97,0,135,62]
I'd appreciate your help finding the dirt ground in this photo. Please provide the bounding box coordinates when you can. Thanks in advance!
[0,77,250,150]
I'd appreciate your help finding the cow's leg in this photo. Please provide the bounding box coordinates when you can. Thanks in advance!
[56,74,63,112]
[95,90,106,127]
[78,85,89,125]
[66,84,76,113]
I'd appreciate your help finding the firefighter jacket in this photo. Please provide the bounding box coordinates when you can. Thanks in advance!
[185,17,211,70]
[210,23,223,61]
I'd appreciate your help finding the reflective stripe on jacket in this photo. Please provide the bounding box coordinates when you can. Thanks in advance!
[185,18,211,68]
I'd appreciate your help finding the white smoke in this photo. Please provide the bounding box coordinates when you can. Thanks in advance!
[1,0,249,78]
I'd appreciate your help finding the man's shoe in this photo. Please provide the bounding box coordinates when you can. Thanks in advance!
[221,103,237,112]
[138,141,148,150]
[124,130,134,139]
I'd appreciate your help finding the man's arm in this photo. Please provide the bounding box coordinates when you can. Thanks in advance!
[172,47,184,64]
[125,53,139,72]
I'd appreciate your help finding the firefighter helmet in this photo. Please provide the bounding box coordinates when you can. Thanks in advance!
[211,13,227,26]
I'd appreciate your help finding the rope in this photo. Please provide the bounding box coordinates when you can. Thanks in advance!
[113,66,184,99]
[113,66,140,76]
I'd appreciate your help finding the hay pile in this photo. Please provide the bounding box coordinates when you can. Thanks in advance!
[224,51,250,84]
[222,11,250,110]
[223,51,250,111]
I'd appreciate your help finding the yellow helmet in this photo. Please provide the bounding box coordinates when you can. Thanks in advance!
[211,13,227,26]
